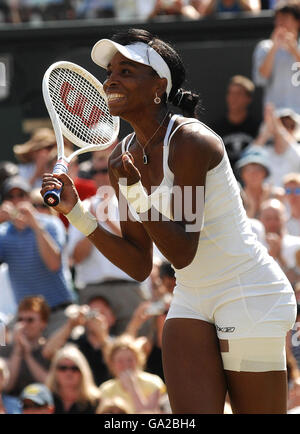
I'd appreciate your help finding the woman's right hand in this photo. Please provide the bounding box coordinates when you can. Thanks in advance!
[40,172,79,215]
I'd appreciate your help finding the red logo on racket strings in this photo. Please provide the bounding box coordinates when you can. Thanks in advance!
[60,82,104,128]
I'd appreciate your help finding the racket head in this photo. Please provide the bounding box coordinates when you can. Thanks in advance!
[42,61,119,153]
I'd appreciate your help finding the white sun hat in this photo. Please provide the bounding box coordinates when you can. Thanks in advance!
[91,39,172,97]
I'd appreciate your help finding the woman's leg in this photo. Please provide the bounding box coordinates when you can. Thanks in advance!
[162,318,227,414]
[220,337,288,413]
[225,370,287,414]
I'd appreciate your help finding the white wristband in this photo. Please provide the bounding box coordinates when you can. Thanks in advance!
[66,200,98,236]
[118,180,150,214]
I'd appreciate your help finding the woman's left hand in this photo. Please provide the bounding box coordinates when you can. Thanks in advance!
[110,152,141,186]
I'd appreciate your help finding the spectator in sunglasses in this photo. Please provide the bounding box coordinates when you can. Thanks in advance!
[283,173,300,236]
[0,296,51,398]
[20,383,54,414]
[46,344,100,414]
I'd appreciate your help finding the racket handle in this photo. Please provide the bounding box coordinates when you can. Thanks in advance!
[43,160,69,207]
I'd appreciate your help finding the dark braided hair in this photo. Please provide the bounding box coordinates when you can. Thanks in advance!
[111,28,201,118]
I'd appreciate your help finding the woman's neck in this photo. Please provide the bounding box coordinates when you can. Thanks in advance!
[130,108,170,147]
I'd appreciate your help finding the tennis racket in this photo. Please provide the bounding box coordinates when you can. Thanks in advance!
[42,61,119,207]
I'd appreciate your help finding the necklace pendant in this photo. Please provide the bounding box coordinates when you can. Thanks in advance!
[143,154,148,165]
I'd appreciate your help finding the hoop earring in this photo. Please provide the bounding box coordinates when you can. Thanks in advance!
[154,93,161,104]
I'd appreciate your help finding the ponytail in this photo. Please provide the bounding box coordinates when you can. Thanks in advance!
[169,88,201,118]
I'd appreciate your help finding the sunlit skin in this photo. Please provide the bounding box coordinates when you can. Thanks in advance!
[240,163,267,188]
[17,310,47,342]
[260,206,286,236]
[274,12,300,35]
[56,358,82,389]
[110,348,138,378]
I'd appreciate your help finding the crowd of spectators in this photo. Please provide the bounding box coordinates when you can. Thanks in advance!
[0,0,284,25]
[1,0,300,415]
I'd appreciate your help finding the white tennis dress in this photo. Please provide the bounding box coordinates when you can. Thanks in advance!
[122,114,297,340]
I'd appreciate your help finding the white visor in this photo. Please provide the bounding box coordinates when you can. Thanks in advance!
[91,39,172,97]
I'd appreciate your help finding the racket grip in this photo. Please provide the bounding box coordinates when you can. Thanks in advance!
[43,160,69,207]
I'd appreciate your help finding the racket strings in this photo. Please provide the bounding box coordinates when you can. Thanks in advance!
[48,68,115,147]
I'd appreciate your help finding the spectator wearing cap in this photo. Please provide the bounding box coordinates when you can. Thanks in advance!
[0,296,51,399]
[13,128,57,189]
[20,383,54,414]
[236,145,284,218]
[0,175,74,335]
[252,104,300,187]
[67,150,147,336]
[210,75,260,169]
[252,0,300,113]
[283,173,300,236]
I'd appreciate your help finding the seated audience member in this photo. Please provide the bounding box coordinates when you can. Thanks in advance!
[20,383,54,414]
[259,198,300,286]
[68,151,146,336]
[252,0,300,113]
[283,173,300,236]
[148,0,200,19]
[210,75,260,169]
[43,296,115,386]
[0,296,51,398]
[99,335,167,414]
[96,396,131,414]
[0,358,21,414]
[235,145,284,218]
[13,128,56,189]
[202,0,261,14]
[253,104,300,187]
[46,344,100,414]
[0,176,74,335]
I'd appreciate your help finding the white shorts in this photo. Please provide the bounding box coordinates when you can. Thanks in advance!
[166,260,297,341]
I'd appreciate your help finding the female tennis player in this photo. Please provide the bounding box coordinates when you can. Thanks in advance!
[41,28,297,414]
